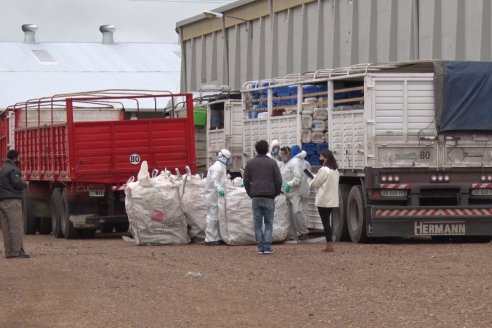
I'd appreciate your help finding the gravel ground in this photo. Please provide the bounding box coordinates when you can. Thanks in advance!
[0,234,491,328]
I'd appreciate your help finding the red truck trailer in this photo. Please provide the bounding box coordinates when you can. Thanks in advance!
[1,90,196,238]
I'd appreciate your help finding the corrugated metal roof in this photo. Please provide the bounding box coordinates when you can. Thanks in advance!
[0,42,181,108]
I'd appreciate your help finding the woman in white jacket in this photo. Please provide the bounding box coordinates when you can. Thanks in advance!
[309,150,340,252]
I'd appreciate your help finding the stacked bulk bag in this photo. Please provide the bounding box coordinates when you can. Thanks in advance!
[301,104,328,165]
[125,162,190,245]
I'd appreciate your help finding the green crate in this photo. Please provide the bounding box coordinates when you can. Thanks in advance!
[194,106,207,126]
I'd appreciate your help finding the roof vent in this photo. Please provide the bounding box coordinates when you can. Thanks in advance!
[99,25,115,44]
[22,24,38,43]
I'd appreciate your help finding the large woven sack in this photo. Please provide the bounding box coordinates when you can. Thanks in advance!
[218,185,290,245]
[125,163,190,245]
[180,174,207,240]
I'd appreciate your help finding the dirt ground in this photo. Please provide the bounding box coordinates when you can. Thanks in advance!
[0,234,491,328]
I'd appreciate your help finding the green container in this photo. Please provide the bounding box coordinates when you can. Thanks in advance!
[194,106,207,126]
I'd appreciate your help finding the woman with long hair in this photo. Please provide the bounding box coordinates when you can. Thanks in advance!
[309,150,340,252]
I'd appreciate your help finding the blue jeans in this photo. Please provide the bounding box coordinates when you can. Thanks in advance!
[252,197,275,250]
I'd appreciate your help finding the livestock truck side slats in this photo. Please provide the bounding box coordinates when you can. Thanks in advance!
[72,118,192,182]
[241,61,492,242]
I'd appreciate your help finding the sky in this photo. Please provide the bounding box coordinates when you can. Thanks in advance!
[0,0,237,43]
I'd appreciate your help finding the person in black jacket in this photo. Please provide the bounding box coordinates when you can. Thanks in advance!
[243,140,282,254]
[0,149,30,259]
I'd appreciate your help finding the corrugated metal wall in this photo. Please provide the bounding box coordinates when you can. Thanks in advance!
[178,0,492,91]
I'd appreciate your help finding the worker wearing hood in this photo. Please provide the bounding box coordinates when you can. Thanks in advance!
[279,145,309,240]
[204,149,231,245]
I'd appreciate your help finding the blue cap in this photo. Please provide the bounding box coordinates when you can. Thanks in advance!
[291,144,301,157]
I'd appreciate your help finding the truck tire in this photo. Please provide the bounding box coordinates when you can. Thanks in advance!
[39,217,52,235]
[60,189,78,239]
[331,184,350,242]
[347,185,368,243]
[114,222,129,233]
[51,189,64,238]
[80,229,96,239]
[23,191,38,235]
[101,223,114,233]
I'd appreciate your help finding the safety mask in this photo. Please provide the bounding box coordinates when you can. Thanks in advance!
[226,158,233,167]
[271,147,280,157]
[281,155,290,163]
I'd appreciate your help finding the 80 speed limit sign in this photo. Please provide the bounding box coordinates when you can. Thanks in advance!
[129,154,141,165]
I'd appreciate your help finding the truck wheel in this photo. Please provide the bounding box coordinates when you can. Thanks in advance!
[39,217,52,235]
[23,191,38,235]
[101,223,114,233]
[347,185,368,243]
[114,222,129,233]
[51,189,64,238]
[80,229,96,239]
[60,189,78,239]
[331,184,350,242]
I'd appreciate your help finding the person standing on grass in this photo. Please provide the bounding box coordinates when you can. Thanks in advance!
[309,150,339,252]
[0,149,30,259]
[243,140,282,254]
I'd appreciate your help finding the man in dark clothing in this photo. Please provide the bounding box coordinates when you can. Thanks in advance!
[0,149,30,259]
[243,140,282,254]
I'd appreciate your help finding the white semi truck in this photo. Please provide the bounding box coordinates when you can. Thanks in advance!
[240,61,492,242]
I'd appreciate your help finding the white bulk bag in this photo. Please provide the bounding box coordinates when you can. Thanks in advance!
[125,163,190,245]
[218,185,290,245]
[313,108,328,120]
[312,131,327,144]
[311,120,326,132]
[180,174,207,241]
[271,194,290,242]
[301,129,312,144]
[301,115,313,130]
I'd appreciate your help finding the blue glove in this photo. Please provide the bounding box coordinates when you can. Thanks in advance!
[218,188,225,197]
[282,183,291,193]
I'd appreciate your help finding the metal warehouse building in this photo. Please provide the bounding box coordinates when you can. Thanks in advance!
[176,0,492,91]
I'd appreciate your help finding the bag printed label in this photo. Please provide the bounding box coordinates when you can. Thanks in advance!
[151,209,165,223]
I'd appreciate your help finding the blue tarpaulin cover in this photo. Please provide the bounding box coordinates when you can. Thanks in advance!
[434,61,492,134]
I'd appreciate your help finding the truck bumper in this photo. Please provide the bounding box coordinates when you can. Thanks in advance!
[367,206,492,237]
[70,214,128,228]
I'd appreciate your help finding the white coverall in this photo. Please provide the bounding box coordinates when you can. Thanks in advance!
[204,160,227,242]
[280,155,309,239]
[266,140,284,169]
[294,151,312,228]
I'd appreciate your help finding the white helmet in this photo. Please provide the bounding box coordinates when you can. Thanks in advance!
[217,149,232,166]
[271,139,280,148]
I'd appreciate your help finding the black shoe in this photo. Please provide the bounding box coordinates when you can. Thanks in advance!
[16,249,31,258]
[205,241,221,246]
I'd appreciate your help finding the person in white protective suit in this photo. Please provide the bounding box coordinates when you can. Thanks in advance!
[293,149,311,198]
[266,139,283,168]
[279,145,309,241]
[204,149,232,245]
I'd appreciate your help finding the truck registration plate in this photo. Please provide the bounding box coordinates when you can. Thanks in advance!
[89,190,105,197]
